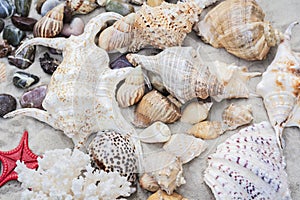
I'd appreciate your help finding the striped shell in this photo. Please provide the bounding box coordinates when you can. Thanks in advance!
[139,173,160,192]
[187,121,224,140]
[0,62,6,82]
[66,0,98,14]
[204,122,291,199]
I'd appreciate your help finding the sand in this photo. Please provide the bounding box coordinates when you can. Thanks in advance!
[0,0,300,199]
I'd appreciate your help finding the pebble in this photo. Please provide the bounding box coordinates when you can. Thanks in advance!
[0,0,15,19]
[61,17,85,37]
[20,85,47,109]
[0,40,13,58]
[15,0,32,17]
[11,15,37,31]
[39,52,61,74]
[0,94,17,117]
[2,25,26,47]
[0,19,4,33]
[109,54,133,69]
[105,0,134,16]
[35,0,47,14]
[13,71,39,89]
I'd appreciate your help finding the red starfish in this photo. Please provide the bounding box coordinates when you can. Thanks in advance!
[0,131,39,187]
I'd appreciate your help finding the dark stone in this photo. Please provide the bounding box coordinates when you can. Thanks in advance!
[35,0,47,14]
[0,40,13,58]
[0,19,4,33]
[13,71,39,89]
[20,85,47,109]
[0,94,17,117]
[15,0,32,17]
[105,0,134,16]
[110,54,133,69]
[39,52,61,74]
[0,0,15,19]
[2,25,26,47]
[11,15,37,31]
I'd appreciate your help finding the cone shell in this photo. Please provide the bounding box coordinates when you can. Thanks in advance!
[133,90,181,128]
[33,3,64,37]
[197,0,283,60]
[0,62,6,82]
[139,121,171,143]
[204,122,291,199]
[180,101,213,124]
[139,173,160,192]
[147,190,187,200]
[163,133,207,164]
[187,121,224,140]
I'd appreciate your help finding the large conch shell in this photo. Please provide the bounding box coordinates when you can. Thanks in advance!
[196,0,283,60]
[98,1,202,53]
[127,46,224,104]
[204,122,291,199]
[256,22,300,149]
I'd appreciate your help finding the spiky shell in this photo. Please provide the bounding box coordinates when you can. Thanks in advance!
[0,62,6,82]
[66,0,98,14]
[147,190,187,200]
[196,0,283,60]
[33,3,64,37]
[139,121,171,143]
[180,101,213,124]
[187,121,224,140]
[139,173,160,192]
[133,90,181,128]
[222,104,253,131]
[127,46,224,104]
[162,133,207,164]
[204,122,291,199]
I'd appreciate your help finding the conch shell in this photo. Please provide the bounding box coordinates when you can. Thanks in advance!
[187,121,224,140]
[127,46,224,104]
[196,0,283,60]
[256,22,300,148]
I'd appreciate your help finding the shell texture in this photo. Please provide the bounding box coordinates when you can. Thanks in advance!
[256,22,300,149]
[66,0,98,14]
[180,101,213,124]
[187,121,224,140]
[133,90,181,128]
[139,121,171,143]
[33,3,64,37]
[147,190,187,200]
[0,62,6,82]
[204,121,291,200]
[196,0,283,61]
[117,65,145,108]
[222,103,253,131]
[139,173,160,192]
[184,0,219,8]
[127,46,224,104]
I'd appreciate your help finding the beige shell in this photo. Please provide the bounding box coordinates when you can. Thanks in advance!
[222,104,253,131]
[147,190,187,200]
[166,95,182,108]
[147,0,164,7]
[117,66,145,108]
[127,46,224,104]
[133,90,181,128]
[163,133,207,164]
[143,151,186,195]
[33,3,64,38]
[0,62,6,82]
[66,0,98,14]
[187,121,224,140]
[139,121,171,143]
[196,0,283,60]
[139,173,160,192]
[180,101,213,124]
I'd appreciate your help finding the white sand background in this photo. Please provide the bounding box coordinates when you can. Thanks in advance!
[1,0,300,199]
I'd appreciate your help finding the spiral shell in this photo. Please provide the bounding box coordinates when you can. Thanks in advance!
[180,101,213,124]
[139,173,160,192]
[66,0,98,14]
[187,121,224,140]
[139,121,171,143]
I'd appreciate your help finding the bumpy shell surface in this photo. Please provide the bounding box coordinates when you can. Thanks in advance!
[256,22,300,148]
[139,121,171,143]
[127,46,224,104]
[197,0,283,60]
[163,133,207,164]
[0,62,6,82]
[133,90,181,128]
[180,101,213,124]
[222,103,253,131]
[187,121,224,140]
[147,190,187,200]
[204,122,291,199]
[139,173,160,192]
[66,0,98,14]
[33,3,64,37]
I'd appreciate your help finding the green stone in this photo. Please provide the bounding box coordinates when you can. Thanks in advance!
[105,0,134,16]
[2,25,26,47]
[15,0,32,17]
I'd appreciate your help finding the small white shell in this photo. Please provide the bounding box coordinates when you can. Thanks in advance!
[0,62,6,82]
[187,121,224,140]
[180,101,213,124]
[139,121,171,143]
[139,173,160,192]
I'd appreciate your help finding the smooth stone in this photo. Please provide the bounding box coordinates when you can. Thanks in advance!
[13,71,39,89]
[0,94,17,117]
[2,25,26,47]
[35,0,47,14]
[105,0,134,16]
[15,0,32,17]
[20,85,47,109]
[41,0,64,16]
[0,19,4,33]
[0,0,15,19]
[39,52,61,74]
[11,15,37,31]
[61,17,85,37]
[109,54,133,69]
[0,40,13,58]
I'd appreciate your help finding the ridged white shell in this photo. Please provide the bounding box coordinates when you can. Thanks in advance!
[187,121,224,140]
[0,62,6,82]
[139,121,171,143]
[180,101,213,124]
[204,121,291,200]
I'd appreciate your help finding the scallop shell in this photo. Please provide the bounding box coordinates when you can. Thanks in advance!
[0,62,6,82]
[256,22,300,148]
[139,173,160,192]
[180,101,213,124]
[33,3,64,37]
[196,0,283,60]
[127,46,224,104]
[222,104,253,131]
[133,90,181,128]
[147,190,187,200]
[143,151,186,195]
[204,121,291,199]
[139,121,171,143]
[187,121,224,140]
[163,133,207,164]
[66,0,98,14]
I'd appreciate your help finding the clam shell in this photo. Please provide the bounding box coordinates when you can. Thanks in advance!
[0,62,6,82]
[147,190,187,200]
[139,173,160,192]
[180,101,213,124]
[139,121,171,143]
[187,121,224,140]
[204,122,291,199]
[163,133,207,164]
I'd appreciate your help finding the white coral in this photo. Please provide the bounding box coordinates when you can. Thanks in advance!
[16,148,131,200]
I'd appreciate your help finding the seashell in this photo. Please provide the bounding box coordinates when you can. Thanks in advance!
[129,0,144,5]
[139,121,171,143]
[163,133,207,164]
[186,0,219,8]
[0,40,13,58]
[196,0,283,61]
[117,66,145,108]
[36,0,47,14]
[11,16,37,31]
[143,151,186,195]
[2,25,26,47]
[133,90,181,128]
[146,0,163,7]
[13,71,39,89]
[60,17,85,37]
[147,190,187,200]
[105,0,134,16]
[39,52,61,74]
[0,0,15,19]
[222,103,253,131]
[33,3,64,38]
[180,101,213,124]
[40,0,64,16]
[0,62,6,82]
[256,22,300,149]
[166,95,182,109]
[127,46,224,104]
[209,61,261,102]
[0,94,17,117]
[204,122,291,199]
[187,121,224,140]
[139,173,160,192]
[20,85,47,109]
[66,0,98,15]
[15,0,32,17]
[147,71,168,94]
